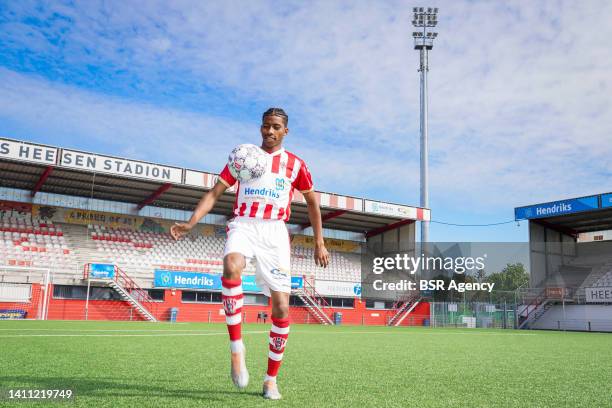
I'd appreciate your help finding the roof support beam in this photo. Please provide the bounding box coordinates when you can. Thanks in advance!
[301,209,348,230]
[31,166,54,197]
[531,219,578,239]
[365,219,415,238]
[137,183,173,210]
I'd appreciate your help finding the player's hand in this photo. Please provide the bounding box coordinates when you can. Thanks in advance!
[314,243,330,268]
[171,222,193,241]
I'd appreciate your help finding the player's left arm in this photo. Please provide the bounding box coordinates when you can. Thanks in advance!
[303,191,330,268]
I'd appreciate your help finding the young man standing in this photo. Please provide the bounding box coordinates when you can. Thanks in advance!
[171,108,329,400]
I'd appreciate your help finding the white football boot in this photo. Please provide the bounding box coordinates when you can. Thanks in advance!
[262,381,282,400]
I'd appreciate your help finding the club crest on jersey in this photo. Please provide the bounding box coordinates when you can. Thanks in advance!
[223,298,238,315]
[271,336,286,351]
[275,178,285,191]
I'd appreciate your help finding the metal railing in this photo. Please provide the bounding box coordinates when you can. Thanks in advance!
[83,263,159,320]
[301,277,331,309]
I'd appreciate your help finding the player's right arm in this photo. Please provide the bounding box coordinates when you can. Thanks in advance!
[170,181,228,240]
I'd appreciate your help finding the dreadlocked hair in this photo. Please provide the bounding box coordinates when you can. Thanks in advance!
[262,107,288,126]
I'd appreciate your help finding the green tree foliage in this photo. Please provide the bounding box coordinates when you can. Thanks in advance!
[486,263,529,292]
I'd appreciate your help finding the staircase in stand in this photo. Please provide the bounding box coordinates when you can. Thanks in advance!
[294,278,334,325]
[518,288,548,329]
[84,263,158,322]
[388,294,421,326]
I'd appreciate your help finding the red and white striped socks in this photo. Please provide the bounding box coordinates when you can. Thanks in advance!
[265,317,290,383]
[222,277,290,384]
[221,277,244,353]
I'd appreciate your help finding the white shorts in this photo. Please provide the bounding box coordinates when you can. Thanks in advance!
[224,217,291,297]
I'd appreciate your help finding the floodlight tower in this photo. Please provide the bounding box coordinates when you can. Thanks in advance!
[413,7,438,244]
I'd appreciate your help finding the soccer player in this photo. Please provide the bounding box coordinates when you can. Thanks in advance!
[171,108,329,400]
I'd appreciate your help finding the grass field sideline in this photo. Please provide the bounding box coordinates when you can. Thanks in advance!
[0,320,610,407]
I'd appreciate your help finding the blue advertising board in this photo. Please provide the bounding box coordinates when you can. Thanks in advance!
[291,277,303,290]
[154,270,304,292]
[601,193,612,209]
[0,309,27,319]
[242,275,261,292]
[89,263,115,279]
[154,270,221,290]
[515,195,599,220]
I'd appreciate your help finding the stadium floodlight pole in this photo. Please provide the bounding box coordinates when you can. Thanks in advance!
[412,7,438,245]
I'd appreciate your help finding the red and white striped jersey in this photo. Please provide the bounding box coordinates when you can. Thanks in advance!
[218,147,314,222]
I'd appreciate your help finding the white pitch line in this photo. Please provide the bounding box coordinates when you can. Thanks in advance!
[0,330,268,338]
[293,331,538,336]
[0,328,230,332]
[0,326,538,337]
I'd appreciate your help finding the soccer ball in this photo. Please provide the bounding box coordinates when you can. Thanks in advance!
[228,144,267,182]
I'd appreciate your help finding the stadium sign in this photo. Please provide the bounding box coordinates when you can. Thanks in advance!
[364,200,429,221]
[0,309,27,319]
[0,139,57,165]
[89,263,115,279]
[585,287,612,303]
[314,280,361,297]
[184,169,219,189]
[154,270,221,289]
[514,196,599,220]
[60,149,182,183]
[154,270,303,292]
[241,276,261,292]
[291,277,303,290]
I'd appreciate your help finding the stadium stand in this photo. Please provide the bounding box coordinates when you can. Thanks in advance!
[0,207,360,285]
[0,137,431,326]
[590,270,612,287]
[0,213,77,274]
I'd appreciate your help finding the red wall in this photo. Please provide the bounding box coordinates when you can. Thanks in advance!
[1,286,430,326]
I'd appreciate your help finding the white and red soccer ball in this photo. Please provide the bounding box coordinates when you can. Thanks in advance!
[228,144,267,182]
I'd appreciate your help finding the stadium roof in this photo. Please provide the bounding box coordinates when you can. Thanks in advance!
[515,193,612,235]
[0,137,430,235]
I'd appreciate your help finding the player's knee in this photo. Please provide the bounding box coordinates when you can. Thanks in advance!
[272,302,289,319]
[223,254,245,280]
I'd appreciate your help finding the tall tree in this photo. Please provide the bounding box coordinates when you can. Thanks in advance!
[486,263,529,292]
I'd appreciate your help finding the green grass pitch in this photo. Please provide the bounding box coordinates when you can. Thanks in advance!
[0,321,610,407]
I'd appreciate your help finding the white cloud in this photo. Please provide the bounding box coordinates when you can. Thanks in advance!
[0,68,418,200]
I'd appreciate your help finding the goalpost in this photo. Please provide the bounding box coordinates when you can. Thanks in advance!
[0,265,51,320]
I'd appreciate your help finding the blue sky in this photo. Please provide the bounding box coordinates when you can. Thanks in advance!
[1,1,611,242]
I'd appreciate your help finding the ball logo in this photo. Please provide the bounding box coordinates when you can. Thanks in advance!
[271,336,286,351]
[223,298,238,315]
